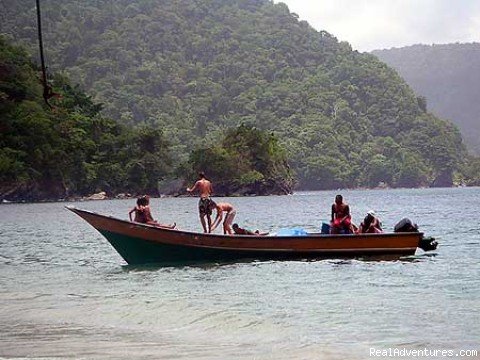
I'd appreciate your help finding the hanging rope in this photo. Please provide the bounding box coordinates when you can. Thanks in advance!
[36,0,53,109]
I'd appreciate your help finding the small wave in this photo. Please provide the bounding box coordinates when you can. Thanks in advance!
[67,293,90,299]
[187,310,229,326]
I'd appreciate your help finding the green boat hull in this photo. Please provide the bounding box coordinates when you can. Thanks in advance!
[67,207,425,266]
[99,229,416,266]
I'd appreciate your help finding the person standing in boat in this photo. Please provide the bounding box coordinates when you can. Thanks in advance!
[186,172,214,233]
[210,201,236,235]
[357,210,383,234]
[330,194,354,234]
[128,195,176,229]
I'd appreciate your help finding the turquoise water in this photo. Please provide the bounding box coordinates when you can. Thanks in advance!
[0,188,479,359]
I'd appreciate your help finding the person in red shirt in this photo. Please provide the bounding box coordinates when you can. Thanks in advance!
[330,194,354,234]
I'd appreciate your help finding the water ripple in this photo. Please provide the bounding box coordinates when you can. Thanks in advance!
[0,189,479,358]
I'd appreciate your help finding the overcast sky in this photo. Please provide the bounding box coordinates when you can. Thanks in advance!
[277,0,480,52]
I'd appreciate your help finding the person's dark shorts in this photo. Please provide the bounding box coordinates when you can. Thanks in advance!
[199,198,213,216]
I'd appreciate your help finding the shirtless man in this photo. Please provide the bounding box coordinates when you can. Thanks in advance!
[330,194,354,234]
[186,172,214,233]
[210,202,236,235]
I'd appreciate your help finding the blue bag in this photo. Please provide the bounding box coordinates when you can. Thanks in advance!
[277,228,308,236]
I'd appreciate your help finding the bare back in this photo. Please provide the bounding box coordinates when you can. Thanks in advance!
[192,179,212,199]
[216,202,234,213]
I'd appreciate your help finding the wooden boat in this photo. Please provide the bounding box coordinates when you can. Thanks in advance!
[67,207,435,266]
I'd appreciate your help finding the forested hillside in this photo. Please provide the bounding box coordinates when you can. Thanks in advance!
[373,43,480,155]
[0,0,473,189]
[0,37,292,200]
[0,37,174,200]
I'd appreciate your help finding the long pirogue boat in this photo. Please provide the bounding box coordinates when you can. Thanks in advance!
[67,207,434,266]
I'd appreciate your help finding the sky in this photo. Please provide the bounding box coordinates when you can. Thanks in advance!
[276,0,480,52]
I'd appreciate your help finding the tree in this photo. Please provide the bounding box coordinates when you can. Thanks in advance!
[184,124,294,195]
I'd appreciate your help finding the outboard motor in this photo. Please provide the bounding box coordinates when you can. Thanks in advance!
[394,218,438,251]
[418,236,438,251]
[394,218,418,233]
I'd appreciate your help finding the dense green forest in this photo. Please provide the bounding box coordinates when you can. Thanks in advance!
[0,36,173,200]
[0,37,291,200]
[1,0,479,198]
[182,124,294,195]
[373,43,480,155]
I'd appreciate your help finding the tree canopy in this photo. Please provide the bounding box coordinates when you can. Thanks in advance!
[182,124,294,195]
[0,36,173,200]
[1,37,296,200]
[1,0,477,193]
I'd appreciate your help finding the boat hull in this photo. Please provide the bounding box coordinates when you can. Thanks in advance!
[68,207,423,265]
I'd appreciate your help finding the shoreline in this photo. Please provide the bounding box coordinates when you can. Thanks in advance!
[2,185,477,205]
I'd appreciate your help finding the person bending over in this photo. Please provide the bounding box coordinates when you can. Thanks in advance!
[210,202,236,235]
[357,210,382,234]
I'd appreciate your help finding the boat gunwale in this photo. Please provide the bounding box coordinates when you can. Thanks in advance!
[66,206,424,240]
[67,207,425,264]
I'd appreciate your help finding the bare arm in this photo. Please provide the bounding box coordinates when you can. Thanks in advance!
[186,181,199,193]
[128,207,135,221]
[340,205,351,222]
[210,208,223,232]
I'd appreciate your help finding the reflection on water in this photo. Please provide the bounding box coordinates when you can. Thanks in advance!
[0,188,479,359]
[121,253,428,272]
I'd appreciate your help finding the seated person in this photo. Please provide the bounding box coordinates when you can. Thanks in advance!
[357,210,382,234]
[232,223,268,236]
[129,196,176,229]
[330,194,354,234]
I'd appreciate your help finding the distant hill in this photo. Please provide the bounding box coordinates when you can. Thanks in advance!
[0,0,468,189]
[372,43,480,155]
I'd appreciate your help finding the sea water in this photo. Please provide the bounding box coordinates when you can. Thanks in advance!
[0,188,479,359]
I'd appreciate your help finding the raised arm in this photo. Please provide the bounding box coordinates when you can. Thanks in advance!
[186,180,199,193]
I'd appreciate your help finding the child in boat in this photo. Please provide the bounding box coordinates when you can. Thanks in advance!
[357,210,382,234]
[128,195,176,229]
[232,223,268,236]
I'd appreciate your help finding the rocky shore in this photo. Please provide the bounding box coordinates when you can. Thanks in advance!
[0,178,293,203]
